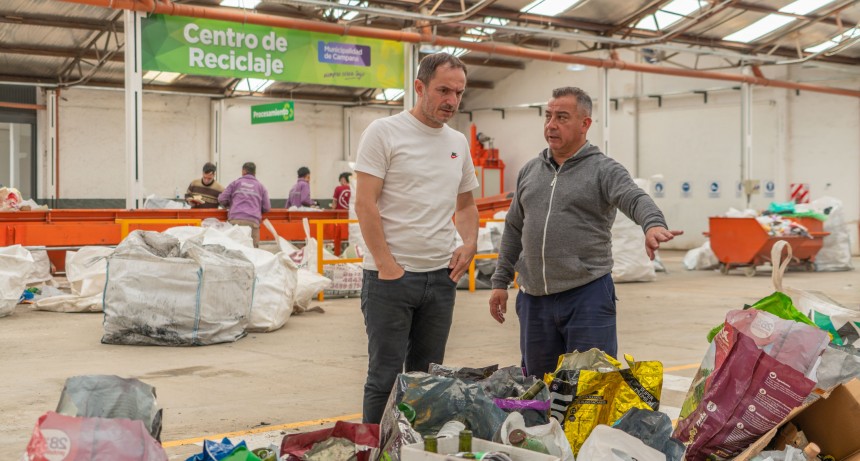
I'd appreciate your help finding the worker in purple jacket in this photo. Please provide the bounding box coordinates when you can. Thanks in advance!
[218,162,271,248]
[287,166,316,208]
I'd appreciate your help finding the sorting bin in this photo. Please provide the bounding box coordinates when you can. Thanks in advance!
[706,217,829,277]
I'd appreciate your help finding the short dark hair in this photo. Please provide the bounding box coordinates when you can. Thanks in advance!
[297,166,310,178]
[417,52,467,85]
[242,162,256,175]
[202,162,217,174]
[339,172,352,183]
[551,87,593,117]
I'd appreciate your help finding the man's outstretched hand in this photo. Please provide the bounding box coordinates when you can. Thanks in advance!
[645,226,684,259]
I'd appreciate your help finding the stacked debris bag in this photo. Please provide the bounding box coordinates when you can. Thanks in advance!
[102,230,255,346]
[808,196,854,271]
[376,363,575,460]
[262,219,332,312]
[0,244,35,317]
[295,218,360,300]
[24,375,167,461]
[166,222,299,332]
[673,241,860,460]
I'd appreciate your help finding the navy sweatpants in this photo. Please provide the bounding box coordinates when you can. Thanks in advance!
[516,273,617,378]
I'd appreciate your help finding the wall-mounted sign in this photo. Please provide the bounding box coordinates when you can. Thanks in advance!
[142,14,404,89]
[251,101,294,124]
[709,180,721,198]
[790,183,810,203]
[681,181,691,198]
[764,180,775,198]
[653,181,665,198]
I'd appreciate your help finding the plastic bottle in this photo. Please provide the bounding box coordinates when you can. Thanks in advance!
[507,429,550,454]
[424,435,438,453]
[437,420,466,439]
[459,429,473,453]
[519,380,546,400]
[397,402,416,424]
[802,442,821,461]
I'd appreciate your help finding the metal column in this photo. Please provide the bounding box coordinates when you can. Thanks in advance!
[124,9,144,209]
[600,67,610,157]
[403,43,417,111]
[47,90,58,205]
[741,67,753,183]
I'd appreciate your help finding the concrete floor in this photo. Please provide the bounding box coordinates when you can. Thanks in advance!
[1,251,858,459]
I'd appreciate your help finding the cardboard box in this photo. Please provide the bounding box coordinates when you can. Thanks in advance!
[734,378,860,461]
[401,436,561,461]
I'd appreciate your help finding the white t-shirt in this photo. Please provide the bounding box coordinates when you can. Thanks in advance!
[355,111,479,272]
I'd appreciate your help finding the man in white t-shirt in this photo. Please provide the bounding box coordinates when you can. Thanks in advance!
[354,52,480,424]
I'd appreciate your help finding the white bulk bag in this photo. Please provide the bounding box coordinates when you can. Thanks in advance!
[102,231,254,346]
[0,245,35,317]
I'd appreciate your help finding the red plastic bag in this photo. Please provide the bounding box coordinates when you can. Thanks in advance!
[25,411,167,461]
[279,421,378,461]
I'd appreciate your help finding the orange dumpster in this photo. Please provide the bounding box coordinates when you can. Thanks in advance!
[706,216,829,277]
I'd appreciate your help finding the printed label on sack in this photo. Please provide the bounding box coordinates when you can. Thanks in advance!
[750,315,776,339]
[41,429,72,461]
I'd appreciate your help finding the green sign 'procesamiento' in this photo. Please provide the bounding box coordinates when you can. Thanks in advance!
[251,101,294,125]
[142,14,404,89]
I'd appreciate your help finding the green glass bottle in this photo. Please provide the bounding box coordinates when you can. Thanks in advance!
[424,434,438,453]
[458,429,473,453]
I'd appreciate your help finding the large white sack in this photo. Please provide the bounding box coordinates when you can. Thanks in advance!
[24,248,53,285]
[167,223,298,332]
[0,245,35,317]
[68,247,114,297]
[102,231,255,346]
[32,246,113,313]
[611,211,656,282]
[683,240,719,270]
[809,197,853,272]
[294,269,332,311]
[611,179,657,283]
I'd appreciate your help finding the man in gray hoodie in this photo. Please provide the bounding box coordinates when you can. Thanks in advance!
[488,86,682,378]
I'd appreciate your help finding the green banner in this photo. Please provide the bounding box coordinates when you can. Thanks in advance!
[142,14,404,89]
[251,101,294,124]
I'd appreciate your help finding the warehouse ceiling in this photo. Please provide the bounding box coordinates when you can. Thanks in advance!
[1,0,859,104]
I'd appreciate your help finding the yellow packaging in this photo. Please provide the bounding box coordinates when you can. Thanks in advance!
[546,352,663,454]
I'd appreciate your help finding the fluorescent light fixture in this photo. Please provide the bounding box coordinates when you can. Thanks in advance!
[375,88,404,101]
[779,0,836,15]
[220,0,260,8]
[520,0,582,17]
[804,27,860,53]
[566,63,586,71]
[143,71,181,84]
[634,0,705,30]
[723,14,795,43]
[237,78,275,92]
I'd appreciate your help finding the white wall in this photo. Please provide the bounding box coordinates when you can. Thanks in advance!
[59,88,210,200]
[459,51,860,254]
[53,89,389,203]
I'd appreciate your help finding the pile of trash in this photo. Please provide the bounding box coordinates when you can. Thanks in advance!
[684,197,854,272]
[0,219,349,346]
[0,186,47,212]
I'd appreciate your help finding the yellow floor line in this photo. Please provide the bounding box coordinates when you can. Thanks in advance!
[663,362,699,372]
[162,412,363,448]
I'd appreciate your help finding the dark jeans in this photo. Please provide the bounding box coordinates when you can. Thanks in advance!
[361,268,457,424]
[516,273,617,378]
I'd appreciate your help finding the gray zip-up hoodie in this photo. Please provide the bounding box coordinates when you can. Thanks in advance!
[491,142,667,296]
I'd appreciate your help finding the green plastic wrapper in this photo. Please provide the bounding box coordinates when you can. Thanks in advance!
[706,292,817,342]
